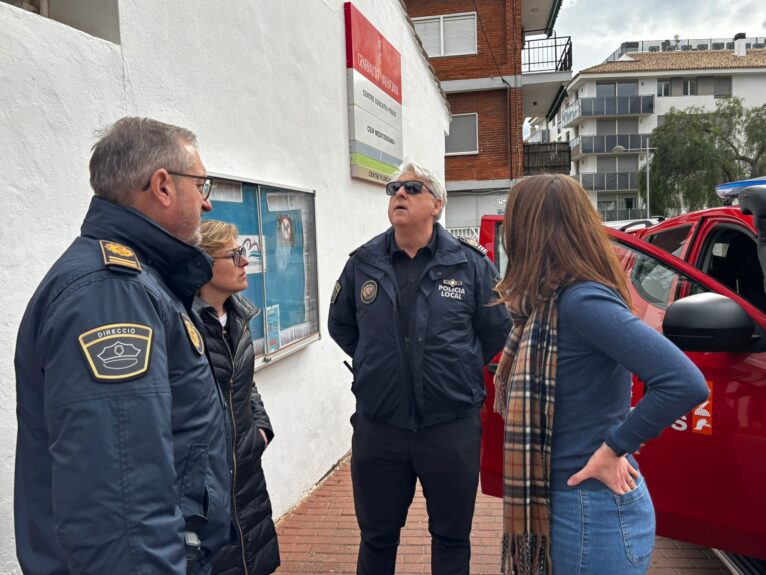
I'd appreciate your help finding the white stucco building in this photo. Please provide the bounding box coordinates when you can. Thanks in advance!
[0,1,450,570]
[543,36,766,220]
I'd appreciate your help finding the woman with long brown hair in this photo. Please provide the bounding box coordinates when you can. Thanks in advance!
[492,174,708,575]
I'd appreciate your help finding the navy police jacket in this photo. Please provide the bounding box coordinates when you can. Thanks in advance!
[328,224,512,430]
[14,197,232,574]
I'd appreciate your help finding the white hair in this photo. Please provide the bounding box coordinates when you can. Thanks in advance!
[393,160,447,211]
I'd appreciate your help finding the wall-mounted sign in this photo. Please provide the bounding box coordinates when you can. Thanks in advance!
[344,2,403,184]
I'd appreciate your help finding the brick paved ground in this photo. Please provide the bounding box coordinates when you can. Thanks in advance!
[275,456,728,574]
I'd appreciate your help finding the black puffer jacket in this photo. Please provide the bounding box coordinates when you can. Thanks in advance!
[194,294,280,575]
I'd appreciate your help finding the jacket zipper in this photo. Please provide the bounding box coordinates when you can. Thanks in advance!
[221,324,249,575]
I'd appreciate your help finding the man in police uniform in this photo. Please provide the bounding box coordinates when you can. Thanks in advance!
[328,161,512,574]
[15,117,231,574]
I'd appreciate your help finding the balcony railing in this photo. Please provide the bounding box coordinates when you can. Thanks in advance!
[527,129,550,143]
[524,143,571,175]
[606,37,766,61]
[601,209,645,222]
[579,172,638,192]
[562,95,654,127]
[447,227,479,241]
[522,35,573,73]
[570,134,651,157]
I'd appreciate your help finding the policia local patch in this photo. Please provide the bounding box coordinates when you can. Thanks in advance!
[78,323,153,383]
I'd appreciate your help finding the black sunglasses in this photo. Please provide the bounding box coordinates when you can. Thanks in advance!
[213,245,247,267]
[385,180,434,197]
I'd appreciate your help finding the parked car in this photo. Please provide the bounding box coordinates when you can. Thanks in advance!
[478,177,766,570]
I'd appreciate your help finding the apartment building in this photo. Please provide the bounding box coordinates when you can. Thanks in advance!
[551,36,766,221]
[402,0,572,229]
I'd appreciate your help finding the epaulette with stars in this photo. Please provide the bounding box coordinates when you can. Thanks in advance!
[99,240,142,274]
[458,236,488,256]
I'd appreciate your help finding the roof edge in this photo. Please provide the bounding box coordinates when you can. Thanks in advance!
[545,0,564,37]
[546,85,567,121]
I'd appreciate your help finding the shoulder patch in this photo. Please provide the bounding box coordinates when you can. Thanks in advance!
[78,323,153,383]
[458,236,488,256]
[331,281,342,304]
[99,240,142,273]
[181,313,205,356]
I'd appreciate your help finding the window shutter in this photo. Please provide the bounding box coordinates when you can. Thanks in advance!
[414,18,441,57]
[443,14,476,56]
[446,114,478,154]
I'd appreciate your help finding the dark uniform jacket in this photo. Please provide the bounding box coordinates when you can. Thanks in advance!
[14,197,232,574]
[328,224,512,430]
[193,294,280,575]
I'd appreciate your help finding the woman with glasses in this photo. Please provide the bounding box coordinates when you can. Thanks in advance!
[195,220,280,575]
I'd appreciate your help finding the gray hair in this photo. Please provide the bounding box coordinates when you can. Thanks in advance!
[89,117,198,206]
[393,160,447,213]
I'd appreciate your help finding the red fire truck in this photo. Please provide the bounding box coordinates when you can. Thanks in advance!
[478,177,766,571]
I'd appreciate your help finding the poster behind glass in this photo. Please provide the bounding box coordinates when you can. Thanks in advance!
[259,186,317,352]
[207,182,318,358]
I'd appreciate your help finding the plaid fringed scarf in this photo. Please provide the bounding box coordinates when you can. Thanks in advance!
[493,293,559,575]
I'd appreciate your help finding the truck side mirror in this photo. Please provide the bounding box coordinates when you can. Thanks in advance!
[738,184,766,290]
[663,293,755,352]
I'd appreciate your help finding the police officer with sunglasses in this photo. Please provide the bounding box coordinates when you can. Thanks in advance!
[329,161,512,575]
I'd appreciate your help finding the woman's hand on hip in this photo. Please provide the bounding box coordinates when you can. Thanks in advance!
[567,442,640,494]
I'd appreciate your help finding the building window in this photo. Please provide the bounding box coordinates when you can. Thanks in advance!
[413,13,477,57]
[596,83,616,97]
[683,79,698,96]
[446,113,479,155]
[207,180,320,364]
[657,80,671,97]
[714,77,732,98]
[616,82,638,97]
[598,199,617,212]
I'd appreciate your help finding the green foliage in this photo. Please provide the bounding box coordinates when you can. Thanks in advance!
[642,97,766,216]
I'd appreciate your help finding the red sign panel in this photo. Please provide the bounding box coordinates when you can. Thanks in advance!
[344,2,402,104]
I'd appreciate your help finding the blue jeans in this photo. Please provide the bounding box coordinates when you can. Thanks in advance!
[550,478,655,575]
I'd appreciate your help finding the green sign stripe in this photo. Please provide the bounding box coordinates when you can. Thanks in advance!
[350,153,397,175]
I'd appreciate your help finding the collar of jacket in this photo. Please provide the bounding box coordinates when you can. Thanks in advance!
[80,196,213,308]
[193,293,260,325]
[355,223,467,270]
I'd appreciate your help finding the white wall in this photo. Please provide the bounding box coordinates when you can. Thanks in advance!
[0,1,449,570]
[732,73,766,106]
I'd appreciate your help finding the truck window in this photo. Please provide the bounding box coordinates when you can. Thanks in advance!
[613,241,708,314]
[697,226,766,313]
[646,225,692,257]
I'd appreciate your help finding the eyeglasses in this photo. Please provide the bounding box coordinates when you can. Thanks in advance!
[213,245,247,267]
[142,170,214,200]
[168,171,214,200]
[385,180,434,197]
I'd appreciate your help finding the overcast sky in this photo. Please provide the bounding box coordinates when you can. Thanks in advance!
[554,0,766,71]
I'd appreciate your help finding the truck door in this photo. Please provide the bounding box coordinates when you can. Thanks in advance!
[478,215,506,498]
[612,230,766,560]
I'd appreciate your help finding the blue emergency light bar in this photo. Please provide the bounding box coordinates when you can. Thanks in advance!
[715,176,766,200]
